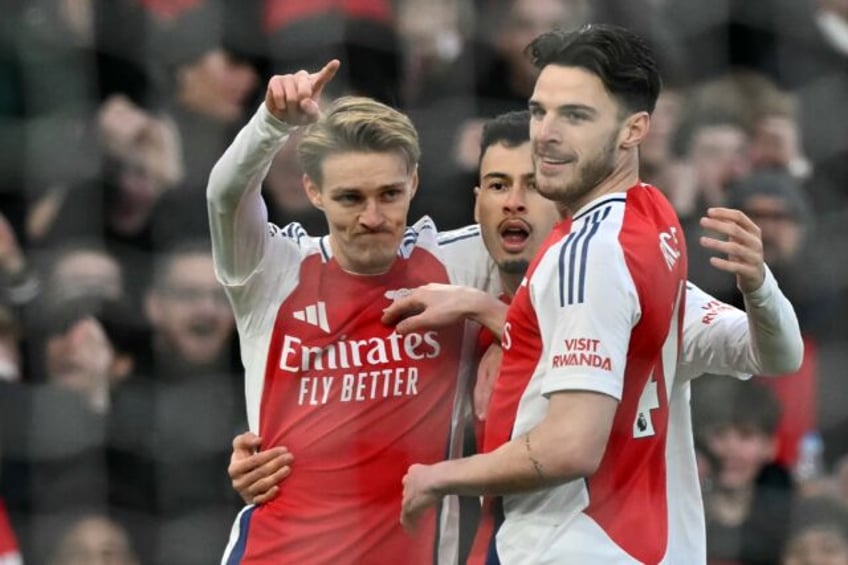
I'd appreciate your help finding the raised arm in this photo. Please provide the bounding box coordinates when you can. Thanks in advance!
[683,208,803,377]
[207,60,339,284]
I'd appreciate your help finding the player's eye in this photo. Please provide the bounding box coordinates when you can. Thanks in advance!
[334,193,362,205]
[564,110,589,123]
[381,189,403,202]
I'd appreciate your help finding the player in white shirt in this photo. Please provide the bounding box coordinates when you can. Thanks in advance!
[392,25,803,564]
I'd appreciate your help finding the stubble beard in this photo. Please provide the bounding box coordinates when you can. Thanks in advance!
[499,259,529,276]
[536,135,618,211]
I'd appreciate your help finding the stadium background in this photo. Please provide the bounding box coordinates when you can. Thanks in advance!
[0,0,847,563]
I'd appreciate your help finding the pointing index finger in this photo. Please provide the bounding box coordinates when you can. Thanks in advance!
[310,59,341,97]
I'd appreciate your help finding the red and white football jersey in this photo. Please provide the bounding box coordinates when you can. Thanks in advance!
[468,272,802,565]
[484,187,687,564]
[210,106,499,563]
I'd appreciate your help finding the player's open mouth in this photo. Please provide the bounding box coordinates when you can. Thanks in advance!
[499,220,531,252]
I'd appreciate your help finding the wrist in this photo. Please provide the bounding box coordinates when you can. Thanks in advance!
[428,460,454,498]
[741,265,774,305]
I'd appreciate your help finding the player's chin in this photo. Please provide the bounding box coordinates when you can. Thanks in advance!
[357,246,397,273]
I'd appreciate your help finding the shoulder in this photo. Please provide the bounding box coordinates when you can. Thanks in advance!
[402,216,484,256]
[271,222,324,252]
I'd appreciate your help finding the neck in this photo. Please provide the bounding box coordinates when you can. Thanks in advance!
[709,484,754,526]
[498,271,523,298]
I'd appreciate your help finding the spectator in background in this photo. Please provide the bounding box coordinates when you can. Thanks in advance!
[108,241,243,565]
[1,294,144,563]
[671,110,752,226]
[694,376,794,565]
[673,109,753,304]
[782,496,848,565]
[639,86,686,189]
[25,94,183,305]
[145,0,259,194]
[262,0,402,105]
[0,213,39,308]
[46,513,139,565]
[141,241,236,377]
[0,0,104,235]
[772,0,848,208]
[395,0,468,107]
[261,129,328,234]
[34,243,124,311]
[688,71,811,180]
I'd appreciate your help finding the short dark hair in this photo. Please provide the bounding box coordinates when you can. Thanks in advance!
[152,239,213,291]
[671,110,747,158]
[525,24,661,115]
[726,169,812,226]
[693,377,782,438]
[479,110,531,164]
[787,496,848,544]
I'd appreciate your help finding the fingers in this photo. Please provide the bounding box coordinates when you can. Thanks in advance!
[699,216,762,253]
[310,59,341,98]
[381,297,424,327]
[252,485,281,505]
[699,207,764,277]
[400,509,418,533]
[232,432,262,455]
[265,68,325,124]
[705,207,761,235]
[698,235,761,265]
[265,76,287,116]
[229,447,294,504]
[707,256,761,281]
[245,461,292,504]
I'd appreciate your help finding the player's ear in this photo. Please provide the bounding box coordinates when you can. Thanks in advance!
[409,166,419,200]
[473,186,481,223]
[619,111,650,150]
[304,174,323,210]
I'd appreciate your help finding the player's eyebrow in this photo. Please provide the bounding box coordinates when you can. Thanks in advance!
[482,172,512,181]
[529,100,598,117]
[328,182,406,194]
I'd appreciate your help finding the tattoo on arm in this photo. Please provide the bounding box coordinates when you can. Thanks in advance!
[524,432,547,482]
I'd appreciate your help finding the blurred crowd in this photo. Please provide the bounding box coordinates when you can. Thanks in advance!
[0,0,847,563]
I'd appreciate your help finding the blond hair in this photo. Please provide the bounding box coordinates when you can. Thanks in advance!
[297,97,420,187]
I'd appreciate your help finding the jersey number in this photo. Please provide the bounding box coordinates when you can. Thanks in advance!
[633,281,685,438]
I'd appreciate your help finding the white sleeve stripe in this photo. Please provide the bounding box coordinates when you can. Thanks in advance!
[319,236,331,261]
[438,231,480,245]
[575,207,611,303]
[558,206,612,306]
